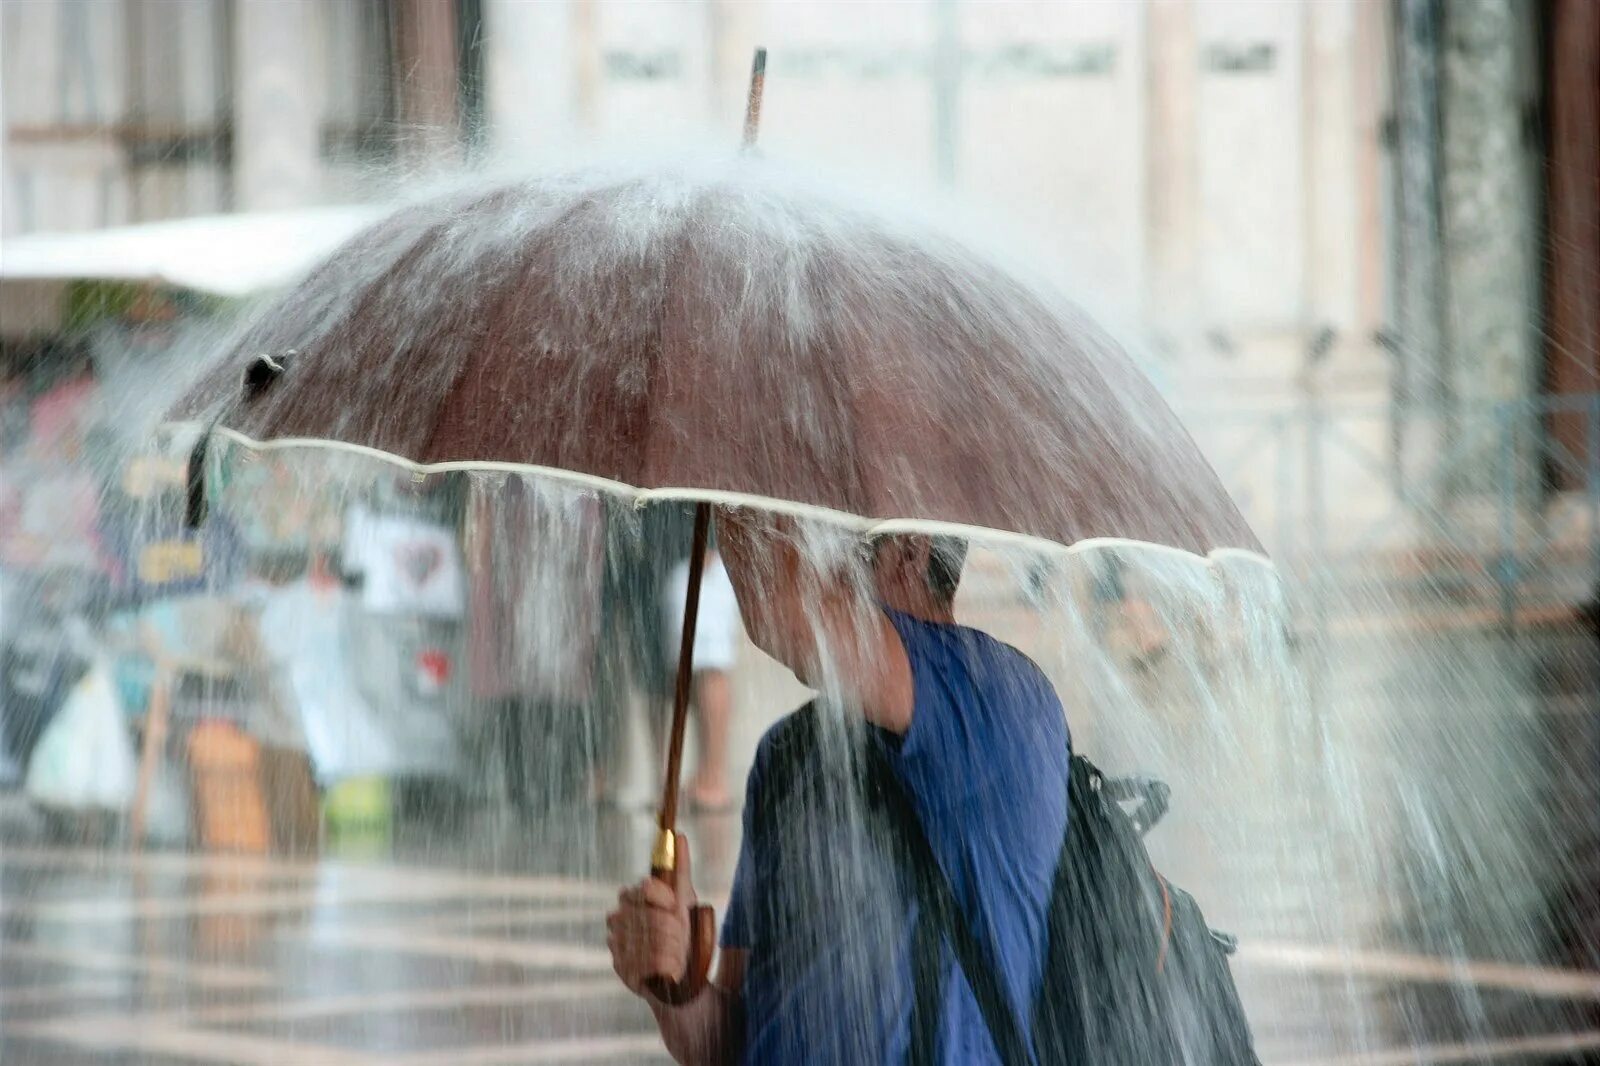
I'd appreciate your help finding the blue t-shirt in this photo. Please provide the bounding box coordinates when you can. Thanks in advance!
[721,610,1071,1065]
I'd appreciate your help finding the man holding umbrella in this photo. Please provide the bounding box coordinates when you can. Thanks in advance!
[607,514,1072,1065]
[168,99,1264,1061]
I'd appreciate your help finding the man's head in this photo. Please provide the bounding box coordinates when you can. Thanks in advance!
[716,513,968,676]
[868,533,967,619]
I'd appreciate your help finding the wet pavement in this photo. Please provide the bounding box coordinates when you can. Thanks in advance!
[1,626,1596,1065]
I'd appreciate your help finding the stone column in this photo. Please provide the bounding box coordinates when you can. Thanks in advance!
[1390,0,1450,501]
[1144,0,1197,331]
[1303,1,1360,344]
[233,0,319,211]
[930,0,961,188]
[1,0,130,235]
[706,0,759,135]
[1438,0,1541,496]
[1352,0,1389,346]
[1544,0,1600,488]
[395,0,461,166]
[571,0,600,134]
[484,0,575,157]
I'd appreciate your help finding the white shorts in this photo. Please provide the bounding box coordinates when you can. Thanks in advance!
[664,553,741,673]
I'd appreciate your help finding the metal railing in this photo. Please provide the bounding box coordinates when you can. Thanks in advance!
[1187,392,1600,630]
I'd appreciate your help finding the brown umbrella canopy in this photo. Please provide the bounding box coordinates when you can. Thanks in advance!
[177,162,1260,557]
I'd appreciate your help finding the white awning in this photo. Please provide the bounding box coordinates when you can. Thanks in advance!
[0,205,385,299]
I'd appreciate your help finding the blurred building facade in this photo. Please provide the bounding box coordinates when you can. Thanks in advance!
[0,0,408,225]
[1,0,1392,401]
[2,0,1597,581]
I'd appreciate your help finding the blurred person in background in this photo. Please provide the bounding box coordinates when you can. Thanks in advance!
[338,475,468,812]
[234,549,383,822]
[0,381,24,781]
[466,476,604,814]
[592,501,692,806]
[3,375,104,575]
[662,538,741,814]
[1094,553,1168,667]
[0,371,109,785]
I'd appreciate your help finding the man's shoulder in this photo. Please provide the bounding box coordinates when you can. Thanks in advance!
[934,621,1060,700]
[739,703,826,843]
[752,701,823,775]
[899,613,1043,672]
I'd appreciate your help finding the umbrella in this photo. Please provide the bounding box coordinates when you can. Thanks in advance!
[174,51,1263,1002]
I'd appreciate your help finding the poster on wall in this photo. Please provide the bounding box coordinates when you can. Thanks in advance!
[343,505,465,619]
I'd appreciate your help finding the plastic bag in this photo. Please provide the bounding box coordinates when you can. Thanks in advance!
[25,661,136,812]
[256,581,434,782]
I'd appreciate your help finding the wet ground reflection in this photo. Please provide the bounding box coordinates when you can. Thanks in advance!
[1,627,1596,1064]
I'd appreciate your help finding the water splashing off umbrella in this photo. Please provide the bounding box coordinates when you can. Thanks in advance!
[172,44,1264,1006]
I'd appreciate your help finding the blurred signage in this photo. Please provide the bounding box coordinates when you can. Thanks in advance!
[775,47,923,80]
[633,43,1124,83]
[344,507,464,619]
[972,43,1116,78]
[1203,42,1277,73]
[123,456,188,500]
[137,541,204,585]
[604,49,682,80]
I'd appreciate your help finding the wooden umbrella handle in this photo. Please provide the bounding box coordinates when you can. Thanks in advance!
[643,858,717,1006]
[644,502,715,1004]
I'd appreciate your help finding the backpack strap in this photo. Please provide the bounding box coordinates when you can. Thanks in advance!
[759,705,947,1064]
[906,891,948,1066]
[862,740,1033,1066]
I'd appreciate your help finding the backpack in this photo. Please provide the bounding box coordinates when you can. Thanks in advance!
[759,703,1261,1065]
[1029,756,1260,1065]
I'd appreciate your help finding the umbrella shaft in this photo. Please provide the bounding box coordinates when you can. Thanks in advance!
[657,502,712,849]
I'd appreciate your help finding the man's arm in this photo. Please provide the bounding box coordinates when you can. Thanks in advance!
[647,949,747,1066]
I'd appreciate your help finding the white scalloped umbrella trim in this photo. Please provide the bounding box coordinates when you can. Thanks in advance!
[188,423,1276,574]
